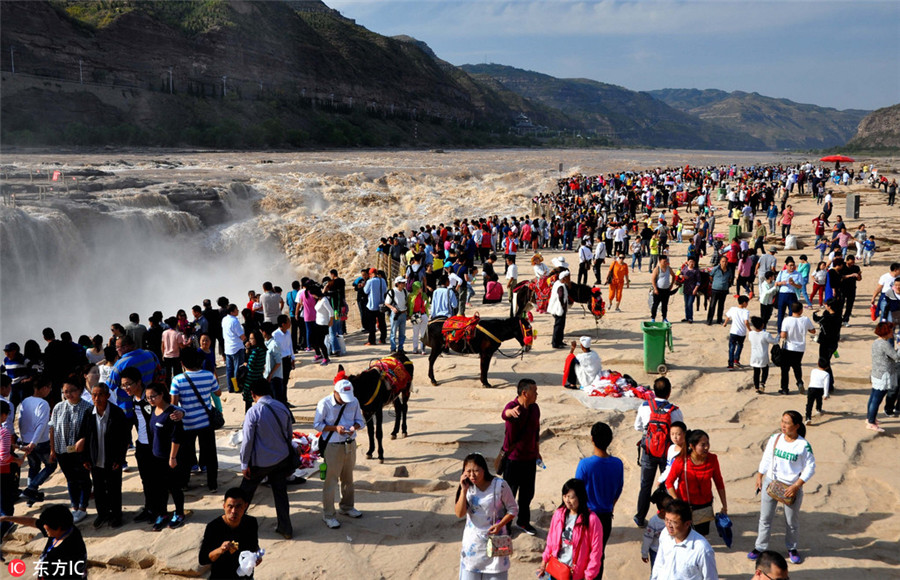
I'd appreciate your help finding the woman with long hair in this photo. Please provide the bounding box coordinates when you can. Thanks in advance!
[145,383,187,531]
[664,429,726,537]
[538,478,602,580]
[241,330,267,412]
[749,410,816,565]
[85,335,105,365]
[868,322,900,432]
[454,453,518,580]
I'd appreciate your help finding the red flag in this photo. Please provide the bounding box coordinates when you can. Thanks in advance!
[52,171,60,181]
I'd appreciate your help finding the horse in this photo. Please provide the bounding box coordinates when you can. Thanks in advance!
[338,351,413,463]
[425,316,532,388]
[565,280,606,337]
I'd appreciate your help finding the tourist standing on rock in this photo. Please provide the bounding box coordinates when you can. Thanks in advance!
[315,379,365,530]
[664,430,727,537]
[240,379,295,539]
[170,347,220,493]
[748,411,815,566]
[633,377,683,528]
[385,276,409,353]
[775,258,803,332]
[680,257,700,324]
[49,378,93,524]
[575,421,623,579]
[779,302,816,395]
[538,478,603,580]
[146,383,187,531]
[650,256,676,323]
[364,269,388,346]
[259,281,283,324]
[500,378,541,536]
[867,322,900,432]
[223,305,246,393]
[199,488,262,580]
[607,254,630,312]
[707,257,730,326]
[79,382,128,529]
[650,499,718,580]
[18,379,56,506]
[455,452,517,580]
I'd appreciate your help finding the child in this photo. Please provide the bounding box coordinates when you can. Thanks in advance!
[759,271,777,326]
[862,235,876,266]
[641,489,672,570]
[724,295,751,369]
[811,261,828,306]
[748,316,778,393]
[814,239,828,263]
[806,357,831,424]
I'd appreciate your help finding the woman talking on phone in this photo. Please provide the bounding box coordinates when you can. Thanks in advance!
[454,453,518,580]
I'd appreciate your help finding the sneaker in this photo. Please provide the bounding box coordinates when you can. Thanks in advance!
[323,516,341,529]
[92,515,108,529]
[169,514,185,529]
[797,381,805,394]
[152,515,167,531]
[760,384,767,392]
[518,523,537,536]
[804,418,811,425]
[338,507,363,518]
[788,549,802,564]
[320,359,330,366]
[727,365,734,371]
[779,389,789,395]
[133,508,153,523]
[866,422,885,433]
[633,515,647,528]
[747,549,762,561]
[663,319,669,324]
[72,510,87,524]
[109,518,123,529]
[314,355,323,362]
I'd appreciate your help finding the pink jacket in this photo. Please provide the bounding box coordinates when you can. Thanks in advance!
[542,507,603,580]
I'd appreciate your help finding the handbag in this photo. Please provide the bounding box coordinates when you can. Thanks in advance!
[185,374,225,430]
[546,556,572,580]
[493,448,508,477]
[770,341,785,367]
[485,479,513,558]
[683,459,715,524]
[765,434,796,506]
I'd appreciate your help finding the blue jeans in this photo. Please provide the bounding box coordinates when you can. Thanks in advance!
[26,441,57,491]
[776,292,797,332]
[390,312,407,352]
[631,252,642,271]
[684,292,695,321]
[797,283,813,308]
[328,323,343,355]
[867,388,888,424]
[57,452,91,509]
[224,350,245,392]
[728,333,745,366]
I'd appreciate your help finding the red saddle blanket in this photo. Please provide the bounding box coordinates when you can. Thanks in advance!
[369,356,412,395]
[441,315,480,344]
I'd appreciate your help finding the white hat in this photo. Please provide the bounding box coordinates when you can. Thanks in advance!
[334,379,356,404]
[558,270,570,279]
[579,336,591,349]
[552,256,570,269]
[394,276,406,285]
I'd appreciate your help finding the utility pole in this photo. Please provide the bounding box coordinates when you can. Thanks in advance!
[168,67,173,94]
[79,58,83,84]
[10,46,14,74]
[222,75,227,97]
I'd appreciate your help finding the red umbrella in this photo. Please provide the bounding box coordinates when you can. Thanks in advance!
[820,155,855,163]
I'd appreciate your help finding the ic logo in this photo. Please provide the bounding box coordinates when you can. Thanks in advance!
[7,559,26,577]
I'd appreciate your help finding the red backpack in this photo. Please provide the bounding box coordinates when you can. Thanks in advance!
[642,399,678,459]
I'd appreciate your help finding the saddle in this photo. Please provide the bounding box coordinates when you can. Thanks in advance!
[369,356,412,400]
[589,287,606,319]
[441,314,480,345]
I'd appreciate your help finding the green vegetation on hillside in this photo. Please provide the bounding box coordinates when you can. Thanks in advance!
[53,0,236,34]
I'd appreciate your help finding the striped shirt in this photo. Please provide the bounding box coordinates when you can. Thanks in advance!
[49,399,93,454]
[0,426,12,474]
[169,370,218,431]
[2,354,30,385]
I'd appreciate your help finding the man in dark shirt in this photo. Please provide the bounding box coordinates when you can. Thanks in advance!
[199,488,261,579]
[500,378,541,536]
[840,254,862,325]
[202,299,223,357]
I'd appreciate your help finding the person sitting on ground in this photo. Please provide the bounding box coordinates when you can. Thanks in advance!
[563,337,603,389]
[1,504,88,579]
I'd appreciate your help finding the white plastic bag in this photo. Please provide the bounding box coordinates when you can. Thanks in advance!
[237,549,265,577]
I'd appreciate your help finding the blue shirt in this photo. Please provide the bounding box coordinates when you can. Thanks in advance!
[364,276,387,311]
[169,370,219,430]
[241,396,293,470]
[149,405,184,459]
[575,455,624,514]
[430,287,458,318]
[776,270,802,293]
[285,289,299,318]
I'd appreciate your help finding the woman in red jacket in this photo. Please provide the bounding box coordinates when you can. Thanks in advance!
[539,478,603,580]
[664,429,727,536]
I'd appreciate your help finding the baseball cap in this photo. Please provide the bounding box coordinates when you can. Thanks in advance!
[334,379,356,404]
[769,246,778,253]
[394,276,406,285]
[3,342,19,352]
[369,268,377,274]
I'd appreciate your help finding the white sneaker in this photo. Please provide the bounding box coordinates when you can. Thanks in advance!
[323,516,341,529]
[339,508,363,518]
[72,510,87,524]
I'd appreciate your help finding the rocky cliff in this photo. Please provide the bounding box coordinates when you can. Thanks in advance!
[845,103,900,151]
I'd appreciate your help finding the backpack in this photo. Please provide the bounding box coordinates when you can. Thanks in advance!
[641,399,678,459]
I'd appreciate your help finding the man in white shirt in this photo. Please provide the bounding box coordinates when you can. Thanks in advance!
[563,336,603,389]
[272,315,295,405]
[650,499,718,580]
[724,296,751,369]
[222,304,246,393]
[505,256,519,317]
[871,262,900,319]
[17,381,56,503]
[577,238,593,286]
[260,281,284,324]
[779,302,816,395]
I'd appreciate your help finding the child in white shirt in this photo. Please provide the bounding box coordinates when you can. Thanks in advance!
[806,357,832,423]
[748,315,778,393]
[724,295,751,369]
[641,490,672,571]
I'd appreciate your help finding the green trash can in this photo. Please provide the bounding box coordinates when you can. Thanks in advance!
[716,187,726,201]
[728,224,742,241]
[641,321,673,375]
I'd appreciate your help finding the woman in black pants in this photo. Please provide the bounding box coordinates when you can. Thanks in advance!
[650,256,676,322]
[146,383,187,531]
[707,257,730,325]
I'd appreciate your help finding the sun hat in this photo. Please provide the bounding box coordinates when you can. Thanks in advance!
[334,379,356,404]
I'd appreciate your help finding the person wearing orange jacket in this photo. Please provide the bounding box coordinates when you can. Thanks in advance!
[607,254,631,312]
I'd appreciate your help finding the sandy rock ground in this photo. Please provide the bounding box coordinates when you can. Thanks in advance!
[3,161,899,579]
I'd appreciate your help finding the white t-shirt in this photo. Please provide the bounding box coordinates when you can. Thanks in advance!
[725,306,750,336]
[748,330,778,367]
[781,316,815,352]
[808,367,831,397]
[505,264,518,281]
[879,272,897,294]
[757,433,816,485]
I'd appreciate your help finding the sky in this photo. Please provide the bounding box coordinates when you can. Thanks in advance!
[327,0,899,112]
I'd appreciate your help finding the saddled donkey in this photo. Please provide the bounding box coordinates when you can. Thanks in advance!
[425,316,532,388]
[338,351,413,463]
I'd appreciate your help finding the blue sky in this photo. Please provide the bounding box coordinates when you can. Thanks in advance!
[328,0,899,112]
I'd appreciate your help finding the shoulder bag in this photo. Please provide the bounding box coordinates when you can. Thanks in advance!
[545,510,583,580]
[260,401,301,471]
[766,434,796,506]
[318,404,347,457]
[485,478,513,558]
[185,374,224,430]
[684,458,715,525]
